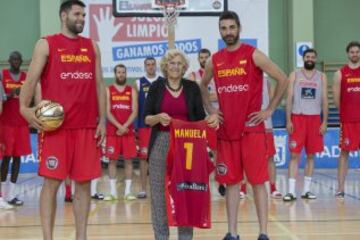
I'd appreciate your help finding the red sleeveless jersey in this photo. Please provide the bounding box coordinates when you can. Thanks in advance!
[41,34,98,129]
[340,65,360,122]
[0,69,27,126]
[107,85,133,136]
[166,119,214,228]
[212,43,264,140]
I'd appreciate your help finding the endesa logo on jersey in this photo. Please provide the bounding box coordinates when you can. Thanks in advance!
[217,84,249,94]
[347,86,360,92]
[60,54,91,63]
[60,71,93,80]
[217,67,247,78]
[112,104,130,110]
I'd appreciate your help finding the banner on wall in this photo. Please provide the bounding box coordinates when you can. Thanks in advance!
[81,0,269,78]
[18,128,360,173]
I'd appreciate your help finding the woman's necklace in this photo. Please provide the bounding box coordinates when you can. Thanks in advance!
[166,79,183,92]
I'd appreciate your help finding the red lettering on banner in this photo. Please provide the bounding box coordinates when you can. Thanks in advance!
[89,4,167,42]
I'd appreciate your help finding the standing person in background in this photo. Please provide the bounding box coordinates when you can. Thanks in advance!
[333,41,360,199]
[19,1,106,239]
[104,64,138,201]
[134,57,164,199]
[284,48,328,201]
[144,49,218,240]
[200,11,288,240]
[0,51,32,206]
[0,83,14,210]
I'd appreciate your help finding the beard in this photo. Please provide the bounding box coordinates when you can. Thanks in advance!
[349,56,360,64]
[116,78,126,86]
[304,61,315,70]
[222,33,239,46]
[200,61,206,69]
[66,19,84,35]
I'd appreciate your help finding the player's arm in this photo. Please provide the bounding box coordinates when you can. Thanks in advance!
[200,59,218,115]
[249,49,288,124]
[320,73,329,135]
[33,83,42,106]
[187,72,196,81]
[285,72,295,134]
[19,39,48,131]
[93,41,107,145]
[123,87,138,129]
[106,87,123,129]
[332,70,341,110]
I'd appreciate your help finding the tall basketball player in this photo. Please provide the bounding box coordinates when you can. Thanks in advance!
[19,1,106,239]
[200,11,287,240]
[284,49,328,201]
[134,57,164,198]
[104,64,138,201]
[333,41,360,199]
[0,51,32,206]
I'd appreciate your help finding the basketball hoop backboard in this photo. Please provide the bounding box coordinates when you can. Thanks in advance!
[113,0,228,17]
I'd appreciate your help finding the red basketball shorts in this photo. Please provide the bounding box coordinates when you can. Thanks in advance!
[265,131,276,158]
[289,114,324,154]
[106,133,137,160]
[38,128,101,181]
[340,122,360,151]
[137,128,151,159]
[1,125,31,157]
[216,132,268,185]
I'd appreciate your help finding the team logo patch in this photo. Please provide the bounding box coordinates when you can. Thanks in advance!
[301,88,316,99]
[46,156,58,170]
[289,140,297,149]
[107,146,115,154]
[216,163,228,176]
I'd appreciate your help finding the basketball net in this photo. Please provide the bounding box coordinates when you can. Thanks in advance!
[162,4,179,49]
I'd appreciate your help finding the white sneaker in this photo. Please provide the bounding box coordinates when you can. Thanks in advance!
[0,198,14,210]
[239,191,247,199]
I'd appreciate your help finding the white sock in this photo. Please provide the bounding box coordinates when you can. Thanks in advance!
[91,179,98,196]
[302,176,312,195]
[8,182,17,200]
[109,179,117,197]
[124,179,132,196]
[288,178,296,196]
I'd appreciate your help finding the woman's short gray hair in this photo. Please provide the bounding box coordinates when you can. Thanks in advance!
[160,49,189,78]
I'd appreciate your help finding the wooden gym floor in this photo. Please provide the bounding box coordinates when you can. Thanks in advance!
[0,168,359,240]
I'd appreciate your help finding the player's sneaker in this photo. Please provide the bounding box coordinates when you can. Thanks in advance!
[223,233,240,240]
[8,197,23,206]
[271,190,283,199]
[91,193,104,200]
[137,191,147,199]
[257,233,269,240]
[0,198,14,210]
[301,192,317,199]
[239,191,246,199]
[218,184,226,196]
[283,193,297,202]
[104,195,118,201]
[124,193,136,201]
[335,191,345,199]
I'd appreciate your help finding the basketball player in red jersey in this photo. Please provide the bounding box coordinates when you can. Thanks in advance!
[19,1,106,239]
[105,64,138,201]
[333,41,360,199]
[200,11,287,240]
[0,51,32,206]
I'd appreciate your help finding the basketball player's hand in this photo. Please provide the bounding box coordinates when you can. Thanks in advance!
[158,113,171,126]
[248,109,272,125]
[20,106,44,131]
[286,121,294,134]
[116,126,128,136]
[206,113,219,129]
[95,122,106,146]
[319,122,327,135]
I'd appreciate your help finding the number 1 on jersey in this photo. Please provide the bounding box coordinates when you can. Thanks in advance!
[184,142,193,170]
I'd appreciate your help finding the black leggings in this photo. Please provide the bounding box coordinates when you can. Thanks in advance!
[1,156,21,183]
